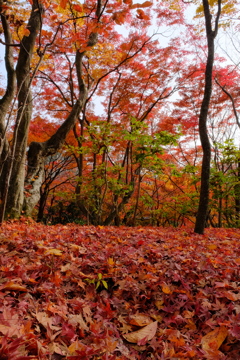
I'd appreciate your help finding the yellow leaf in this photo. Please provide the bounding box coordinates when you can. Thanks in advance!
[68,341,85,355]
[209,0,219,6]
[45,248,63,256]
[196,4,204,14]
[207,244,217,250]
[155,299,164,309]
[0,281,28,292]
[107,257,115,266]
[201,326,228,353]
[123,321,158,344]
[161,282,172,294]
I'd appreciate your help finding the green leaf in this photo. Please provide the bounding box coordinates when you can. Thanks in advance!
[102,280,108,289]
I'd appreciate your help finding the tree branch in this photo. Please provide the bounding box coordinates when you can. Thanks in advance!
[215,78,240,128]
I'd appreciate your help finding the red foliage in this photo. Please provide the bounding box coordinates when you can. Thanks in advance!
[0,220,239,359]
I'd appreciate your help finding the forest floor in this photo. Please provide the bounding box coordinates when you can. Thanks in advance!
[0,219,239,359]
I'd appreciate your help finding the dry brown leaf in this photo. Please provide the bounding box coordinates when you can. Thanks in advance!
[129,313,153,326]
[0,324,18,336]
[35,312,61,331]
[68,313,89,331]
[201,326,228,353]
[123,321,158,344]
[222,291,239,301]
[69,244,87,253]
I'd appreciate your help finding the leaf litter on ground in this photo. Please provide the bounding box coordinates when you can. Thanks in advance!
[0,218,239,359]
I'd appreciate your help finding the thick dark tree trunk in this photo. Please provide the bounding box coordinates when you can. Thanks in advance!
[0,12,15,165]
[194,0,222,234]
[0,0,43,221]
[23,3,102,216]
[0,3,16,223]
[23,98,87,216]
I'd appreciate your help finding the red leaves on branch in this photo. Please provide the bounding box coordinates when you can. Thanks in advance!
[0,221,239,358]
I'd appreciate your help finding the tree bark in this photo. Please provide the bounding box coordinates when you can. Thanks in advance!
[0,3,15,164]
[194,0,222,234]
[23,99,87,215]
[0,2,16,223]
[0,0,43,220]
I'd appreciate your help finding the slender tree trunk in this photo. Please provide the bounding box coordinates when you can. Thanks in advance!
[37,188,48,222]
[132,170,142,226]
[194,0,222,234]
[234,159,240,224]
[218,191,223,228]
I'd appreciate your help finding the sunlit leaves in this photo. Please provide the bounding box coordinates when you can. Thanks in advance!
[195,0,238,21]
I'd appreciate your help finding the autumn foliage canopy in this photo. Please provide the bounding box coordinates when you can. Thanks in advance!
[0,0,239,229]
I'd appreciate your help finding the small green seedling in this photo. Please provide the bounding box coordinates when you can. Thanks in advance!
[84,273,108,290]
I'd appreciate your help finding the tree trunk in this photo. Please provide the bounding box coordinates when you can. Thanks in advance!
[23,2,102,216]
[0,0,43,221]
[0,2,16,223]
[132,169,142,226]
[234,159,240,224]
[23,98,87,216]
[0,9,15,166]
[194,0,222,234]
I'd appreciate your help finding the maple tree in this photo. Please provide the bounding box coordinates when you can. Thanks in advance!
[0,0,156,221]
[0,0,239,231]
